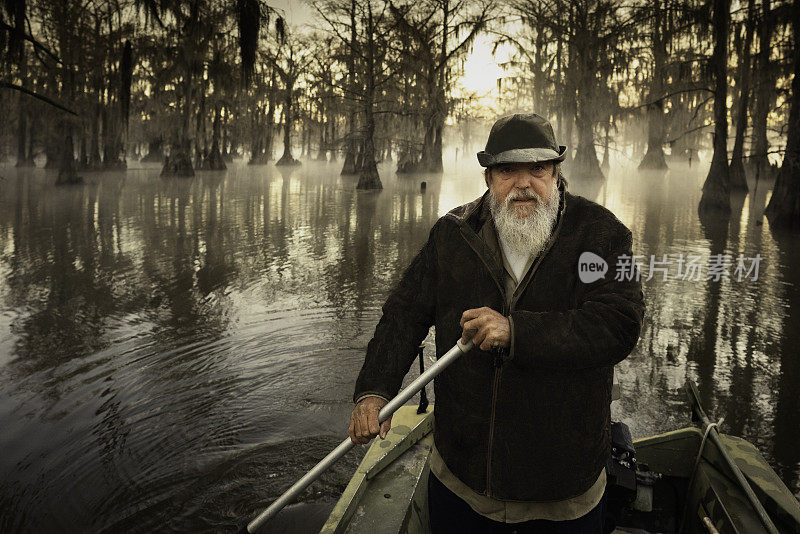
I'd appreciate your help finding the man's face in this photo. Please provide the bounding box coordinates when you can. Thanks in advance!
[485,161,557,218]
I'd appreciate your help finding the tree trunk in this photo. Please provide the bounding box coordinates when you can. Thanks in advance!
[45,138,60,168]
[358,114,381,189]
[56,128,82,185]
[749,0,775,178]
[426,0,449,173]
[102,106,126,170]
[222,106,232,162]
[731,19,744,128]
[729,0,757,191]
[250,133,263,164]
[562,6,577,166]
[162,46,195,177]
[264,81,277,162]
[161,139,194,177]
[316,107,328,161]
[15,42,35,168]
[251,68,277,165]
[431,105,444,172]
[276,81,300,166]
[26,124,35,166]
[15,104,34,167]
[639,0,669,170]
[699,0,732,214]
[79,132,88,169]
[357,2,382,190]
[194,86,207,169]
[555,36,565,146]
[341,0,359,175]
[88,101,102,168]
[573,115,604,180]
[420,68,445,173]
[764,0,800,229]
[639,98,668,170]
[142,136,164,162]
[329,115,338,162]
[206,104,226,170]
[573,23,604,182]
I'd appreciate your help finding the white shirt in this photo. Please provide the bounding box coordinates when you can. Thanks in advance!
[497,234,530,283]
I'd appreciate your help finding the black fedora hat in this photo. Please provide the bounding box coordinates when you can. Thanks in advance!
[477,112,567,167]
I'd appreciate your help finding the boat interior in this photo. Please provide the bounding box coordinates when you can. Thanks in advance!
[318,382,800,534]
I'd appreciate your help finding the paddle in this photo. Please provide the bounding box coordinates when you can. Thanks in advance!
[237,338,475,534]
[684,380,779,534]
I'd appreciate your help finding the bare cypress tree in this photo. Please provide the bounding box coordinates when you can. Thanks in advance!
[749,0,777,178]
[638,0,669,170]
[316,0,402,189]
[266,31,313,167]
[356,0,382,189]
[390,0,492,173]
[204,47,227,170]
[133,0,279,176]
[53,0,82,184]
[509,0,632,181]
[160,2,202,177]
[699,0,732,214]
[340,0,360,175]
[13,39,34,167]
[729,0,757,191]
[265,63,278,161]
[764,0,800,229]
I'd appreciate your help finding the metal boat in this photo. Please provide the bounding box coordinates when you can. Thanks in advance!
[320,384,800,534]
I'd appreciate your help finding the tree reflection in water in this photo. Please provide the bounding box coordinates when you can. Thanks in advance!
[0,160,798,532]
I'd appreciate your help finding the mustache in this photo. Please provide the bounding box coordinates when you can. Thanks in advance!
[506,190,541,203]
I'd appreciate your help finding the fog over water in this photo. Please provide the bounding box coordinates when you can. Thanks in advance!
[0,152,798,532]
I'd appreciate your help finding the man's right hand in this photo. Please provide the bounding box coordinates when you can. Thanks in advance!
[349,396,392,445]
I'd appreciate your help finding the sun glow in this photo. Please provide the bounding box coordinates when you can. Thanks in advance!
[457,34,504,94]
[452,33,512,113]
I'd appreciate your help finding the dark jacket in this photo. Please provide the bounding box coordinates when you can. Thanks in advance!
[353,180,646,501]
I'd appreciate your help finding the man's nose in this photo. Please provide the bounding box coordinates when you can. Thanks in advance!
[514,172,535,187]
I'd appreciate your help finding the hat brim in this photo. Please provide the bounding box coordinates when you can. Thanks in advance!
[477,145,567,167]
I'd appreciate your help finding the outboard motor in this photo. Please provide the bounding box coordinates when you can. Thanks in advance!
[603,421,661,533]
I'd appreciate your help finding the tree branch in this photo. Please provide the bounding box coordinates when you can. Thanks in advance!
[0,82,79,115]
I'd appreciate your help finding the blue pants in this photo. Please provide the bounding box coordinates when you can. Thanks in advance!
[427,471,607,534]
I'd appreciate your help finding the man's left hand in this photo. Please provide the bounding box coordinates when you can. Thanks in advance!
[460,307,510,351]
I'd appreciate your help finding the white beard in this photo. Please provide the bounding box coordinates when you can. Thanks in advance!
[489,178,560,257]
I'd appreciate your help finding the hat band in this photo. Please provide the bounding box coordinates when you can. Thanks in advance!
[477,146,565,167]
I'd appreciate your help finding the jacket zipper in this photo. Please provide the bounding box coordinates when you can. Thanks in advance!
[486,228,562,496]
[455,186,566,498]
[486,340,503,496]
[457,228,506,497]
[480,216,564,497]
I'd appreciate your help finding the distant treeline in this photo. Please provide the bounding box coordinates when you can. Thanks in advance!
[0,0,798,217]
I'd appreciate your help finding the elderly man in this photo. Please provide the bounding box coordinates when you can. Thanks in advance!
[349,113,645,533]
